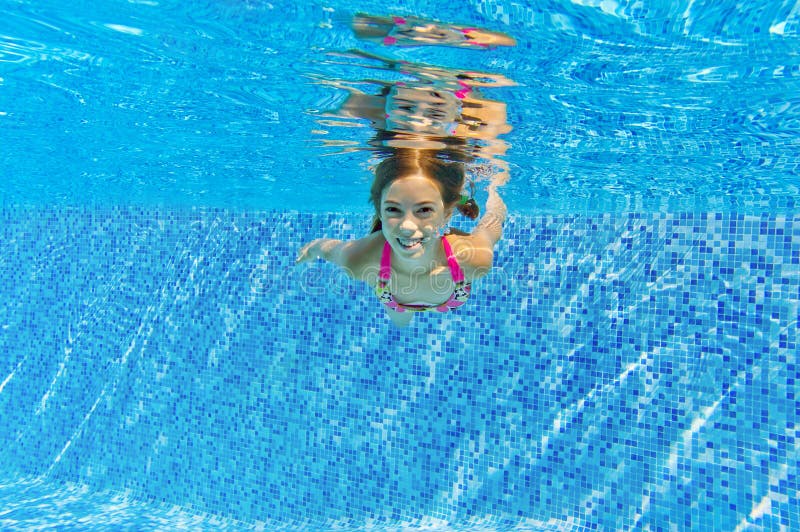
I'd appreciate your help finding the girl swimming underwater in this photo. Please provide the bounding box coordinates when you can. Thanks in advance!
[296,149,507,327]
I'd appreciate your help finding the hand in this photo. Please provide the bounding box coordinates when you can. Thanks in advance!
[295,239,323,265]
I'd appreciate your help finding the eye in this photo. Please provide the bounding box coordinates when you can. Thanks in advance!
[425,109,446,120]
[417,206,435,216]
[383,206,401,215]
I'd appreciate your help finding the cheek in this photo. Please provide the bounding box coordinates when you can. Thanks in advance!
[381,217,401,236]
[433,212,449,227]
[419,218,442,233]
[380,215,399,228]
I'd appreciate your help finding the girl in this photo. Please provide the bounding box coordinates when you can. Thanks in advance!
[296,149,507,327]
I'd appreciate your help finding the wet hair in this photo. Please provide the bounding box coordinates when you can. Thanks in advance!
[369,149,479,233]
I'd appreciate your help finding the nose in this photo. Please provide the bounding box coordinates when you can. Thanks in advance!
[399,216,418,234]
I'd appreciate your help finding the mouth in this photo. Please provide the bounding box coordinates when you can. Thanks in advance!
[397,237,429,251]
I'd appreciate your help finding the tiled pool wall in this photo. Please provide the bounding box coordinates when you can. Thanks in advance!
[0,207,797,530]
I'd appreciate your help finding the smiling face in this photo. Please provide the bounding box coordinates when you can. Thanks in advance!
[380,174,451,260]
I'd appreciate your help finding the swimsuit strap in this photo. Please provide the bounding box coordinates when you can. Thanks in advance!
[441,236,465,283]
[379,241,392,281]
[380,236,464,283]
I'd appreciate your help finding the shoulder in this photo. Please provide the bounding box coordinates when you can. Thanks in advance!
[341,231,385,283]
[446,233,495,281]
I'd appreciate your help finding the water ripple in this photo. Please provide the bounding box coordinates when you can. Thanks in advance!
[1,0,799,211]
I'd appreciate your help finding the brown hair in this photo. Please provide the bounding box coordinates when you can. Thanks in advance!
[369,150,479,233]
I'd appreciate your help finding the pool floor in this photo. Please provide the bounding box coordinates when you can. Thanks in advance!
[0,208,797,530]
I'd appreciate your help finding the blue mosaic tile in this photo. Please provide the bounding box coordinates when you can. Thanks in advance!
[0,207,797,530]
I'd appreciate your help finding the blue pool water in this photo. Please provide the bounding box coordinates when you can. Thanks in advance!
[1,0,799,530]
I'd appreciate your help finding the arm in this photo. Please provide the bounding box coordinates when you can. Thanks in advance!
[455,162,508,279]
[295,232,381,281]
[296,238,350,267]
[471,160,508,248]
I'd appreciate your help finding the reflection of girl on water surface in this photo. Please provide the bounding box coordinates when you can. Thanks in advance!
[352,13,516,49]
[319,49,514,143]
[296,148,507,327]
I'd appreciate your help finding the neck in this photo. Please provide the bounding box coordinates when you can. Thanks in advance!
[391,236,446,275]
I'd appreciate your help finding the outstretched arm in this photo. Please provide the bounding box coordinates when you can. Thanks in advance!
[295,232,381,281]
[453,161,509,280]
[471,161,508,247]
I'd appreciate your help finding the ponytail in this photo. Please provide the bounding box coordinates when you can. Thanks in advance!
[455,179,479,219]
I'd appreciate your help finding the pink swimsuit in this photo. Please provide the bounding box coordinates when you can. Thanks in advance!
[376,236,471,313]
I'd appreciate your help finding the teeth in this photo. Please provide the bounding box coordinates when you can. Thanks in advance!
[398,237,425,248]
